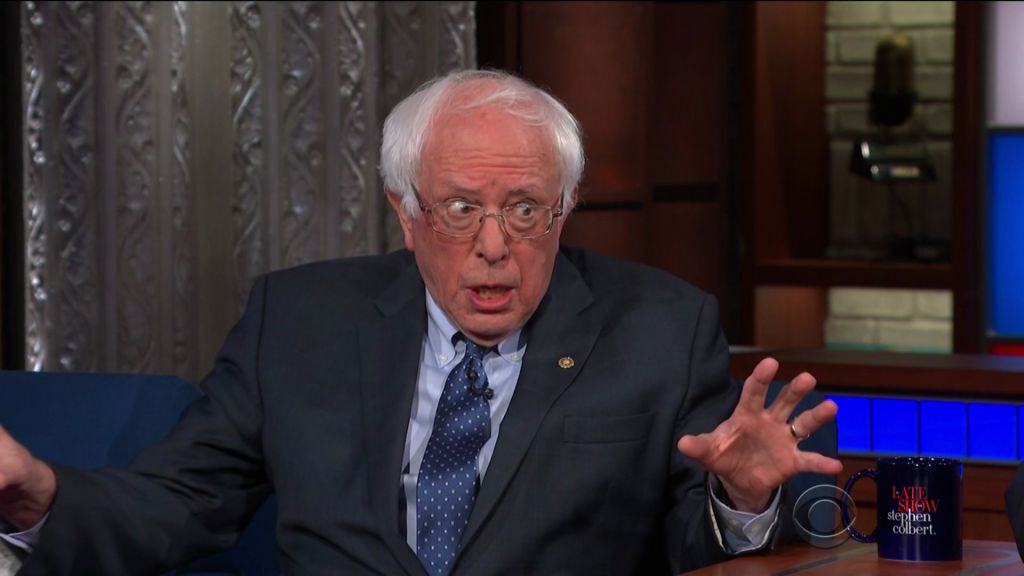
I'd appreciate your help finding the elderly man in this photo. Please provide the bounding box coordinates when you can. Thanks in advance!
[0,70,840,575]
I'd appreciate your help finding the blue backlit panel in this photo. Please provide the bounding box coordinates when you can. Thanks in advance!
[830,395,871,453]
[1020,406,1024,460]
[871,398,918,455]
[968,403,1017,461]
[919,401,967,458]
[828,394,1024,461]
[988,132,1024,337]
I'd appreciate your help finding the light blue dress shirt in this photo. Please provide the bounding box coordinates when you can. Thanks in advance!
[400,292,527,552]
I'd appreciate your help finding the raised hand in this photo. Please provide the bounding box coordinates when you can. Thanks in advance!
[0,425,56,530]
[677,357,843,513]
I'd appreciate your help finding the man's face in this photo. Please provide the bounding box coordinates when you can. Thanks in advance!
[390,103,566,347]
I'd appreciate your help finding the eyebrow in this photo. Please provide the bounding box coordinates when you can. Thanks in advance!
[437,185,545,204]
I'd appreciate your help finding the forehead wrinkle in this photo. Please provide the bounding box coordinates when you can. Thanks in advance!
[421,102,560,201]
[433,169,550,197]
[432,135,555,172]
[433,151,553,189]
[436,183,546,203]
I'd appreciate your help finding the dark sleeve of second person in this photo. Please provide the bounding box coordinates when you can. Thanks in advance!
[1007,461,1024,561]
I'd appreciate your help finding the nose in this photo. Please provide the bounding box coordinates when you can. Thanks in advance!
[473,213,510,263]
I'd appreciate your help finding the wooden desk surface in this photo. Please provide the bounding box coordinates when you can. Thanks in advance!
[684,540,1022,575]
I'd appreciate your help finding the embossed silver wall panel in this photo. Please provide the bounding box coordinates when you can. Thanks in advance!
[20,1,475,381]
[278,1,326,269]
[55,2,99,373]
[168,1,196,378]
[334,2,380,260]
[113,1,158,373]
[229,1,267,312]
[22,1,52,372]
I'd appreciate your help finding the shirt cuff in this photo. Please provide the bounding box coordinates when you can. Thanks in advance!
[0,513,48,552]
[707,474,780,554]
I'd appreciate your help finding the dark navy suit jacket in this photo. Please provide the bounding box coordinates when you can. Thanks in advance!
[20,246,742,575]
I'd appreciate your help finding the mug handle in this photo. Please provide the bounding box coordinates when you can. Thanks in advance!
[842,468,877,543]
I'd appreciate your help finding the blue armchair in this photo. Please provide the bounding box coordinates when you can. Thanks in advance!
[0,371,279,575]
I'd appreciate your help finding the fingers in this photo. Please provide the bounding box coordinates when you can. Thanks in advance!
[737,357,779,414]
[798,450,844,476]
[766,371,818,420]
[740,358,822,428]
[790,399,838,440]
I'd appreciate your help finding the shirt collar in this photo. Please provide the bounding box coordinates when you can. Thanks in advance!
[425,289,527,368]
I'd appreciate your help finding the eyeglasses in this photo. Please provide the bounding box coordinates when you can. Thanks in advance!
[414,190,564,240]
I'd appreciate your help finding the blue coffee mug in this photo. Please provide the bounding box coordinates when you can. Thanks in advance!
[842,456,962,561]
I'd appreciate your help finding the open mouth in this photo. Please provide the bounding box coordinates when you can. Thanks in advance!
[468,286,514,309]
[474,286,509,298]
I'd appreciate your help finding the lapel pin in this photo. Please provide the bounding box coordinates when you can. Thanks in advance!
[558,356,574,369]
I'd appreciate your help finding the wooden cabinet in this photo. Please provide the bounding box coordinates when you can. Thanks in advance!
[741,3,983,352]
[477,2,983,351]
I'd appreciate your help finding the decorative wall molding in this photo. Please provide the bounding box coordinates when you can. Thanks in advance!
[19,1,475,380]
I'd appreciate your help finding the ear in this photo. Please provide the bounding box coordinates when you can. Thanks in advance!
[552,187,578,237]
[387,191,416,251]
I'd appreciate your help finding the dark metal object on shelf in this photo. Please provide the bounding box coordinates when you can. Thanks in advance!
[835,33,944,262]
[869,33,917,127]
[850,141,937,183]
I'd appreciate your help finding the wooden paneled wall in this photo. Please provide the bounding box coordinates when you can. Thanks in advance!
[479,1,738,335]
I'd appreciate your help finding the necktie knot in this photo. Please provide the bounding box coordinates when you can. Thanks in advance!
[455,333,493,362]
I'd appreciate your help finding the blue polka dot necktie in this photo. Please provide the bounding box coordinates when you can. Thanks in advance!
[416,334,493,576]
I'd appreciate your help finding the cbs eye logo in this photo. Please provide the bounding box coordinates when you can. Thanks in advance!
[791,484,859,548]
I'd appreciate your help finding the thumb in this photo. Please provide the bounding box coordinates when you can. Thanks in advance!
[677,434,711,461]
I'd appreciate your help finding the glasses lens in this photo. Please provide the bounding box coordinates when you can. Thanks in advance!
[503,203,550,238]
[436,200,480,235]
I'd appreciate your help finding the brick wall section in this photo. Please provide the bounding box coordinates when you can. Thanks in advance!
[825,1,954,256]
[825,287,952,352]
[823,2,954,355]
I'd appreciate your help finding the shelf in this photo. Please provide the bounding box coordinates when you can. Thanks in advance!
[730,348,1024,399]
[755,258,952,289]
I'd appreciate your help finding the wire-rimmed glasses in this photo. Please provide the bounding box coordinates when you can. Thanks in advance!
[415,191,564,240]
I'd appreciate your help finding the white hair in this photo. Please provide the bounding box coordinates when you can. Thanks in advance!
[380,69,584,216]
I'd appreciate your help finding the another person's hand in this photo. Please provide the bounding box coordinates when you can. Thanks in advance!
[0,426,56,530]
[677,357,842,513]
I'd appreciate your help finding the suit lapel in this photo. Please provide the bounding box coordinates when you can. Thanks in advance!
[359,262,428,576]
[458,251,599,554]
